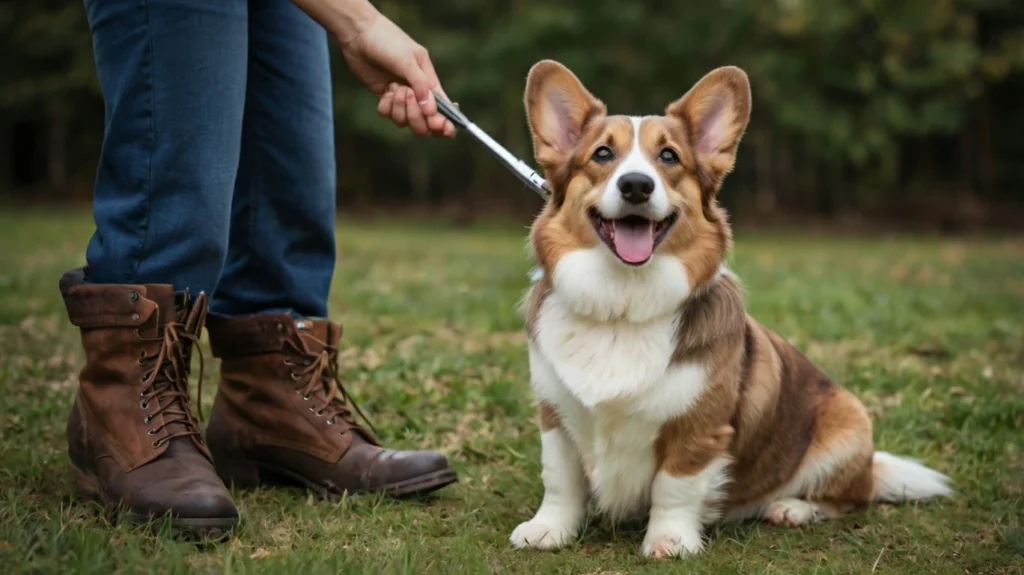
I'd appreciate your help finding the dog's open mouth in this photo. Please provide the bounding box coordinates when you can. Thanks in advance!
[590,209,679,265]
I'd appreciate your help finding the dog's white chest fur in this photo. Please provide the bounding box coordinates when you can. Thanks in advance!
[529,249,707,519]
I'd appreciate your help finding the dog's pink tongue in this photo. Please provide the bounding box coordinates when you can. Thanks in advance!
[612,219,655,263]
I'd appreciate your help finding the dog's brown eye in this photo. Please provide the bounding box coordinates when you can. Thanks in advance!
[659,148,679,164]
[592,146,614,163]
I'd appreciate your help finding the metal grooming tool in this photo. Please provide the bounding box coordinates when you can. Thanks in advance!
[433,92,550,199]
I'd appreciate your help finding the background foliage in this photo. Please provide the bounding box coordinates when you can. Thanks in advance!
[2,0,1024,228]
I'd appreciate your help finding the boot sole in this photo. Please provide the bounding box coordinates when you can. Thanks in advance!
[71,463,238,541]
[217,458,459,500]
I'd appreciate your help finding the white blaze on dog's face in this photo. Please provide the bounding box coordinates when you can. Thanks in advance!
[524,60,751,275]
[593,116,675,264]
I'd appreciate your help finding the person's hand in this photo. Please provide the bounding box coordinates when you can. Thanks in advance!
[339,13,454,137]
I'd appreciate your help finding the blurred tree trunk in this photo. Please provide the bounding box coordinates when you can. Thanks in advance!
[977,93,994,197]
[408,146,430,205]
[753,128,775,213]
[916,139,935,193]
[959,106,976,198]
[336,129,374,210]
[47,100,68,195]
[774,136,795,213]
[0,117,10,193]
[796,139,816,214]
[878,144,900,207]
[805,160,819,216]
[453,145,491,226]
[818,163,838,216]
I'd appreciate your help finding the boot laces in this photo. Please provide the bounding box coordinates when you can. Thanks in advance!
[137,293,207,448]
[282,338,377,439]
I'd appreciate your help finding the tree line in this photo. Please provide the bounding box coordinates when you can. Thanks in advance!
[2,0,1023,229]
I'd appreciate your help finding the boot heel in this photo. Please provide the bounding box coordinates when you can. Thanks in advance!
[70,463,101,501]
[216,459,261,490]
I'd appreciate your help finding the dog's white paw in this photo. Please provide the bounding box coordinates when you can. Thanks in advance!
[509,519,576,550]
[765,498,823,527]
[640,525,704,559]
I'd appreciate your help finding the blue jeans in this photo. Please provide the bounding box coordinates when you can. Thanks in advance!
[82,0,336,318]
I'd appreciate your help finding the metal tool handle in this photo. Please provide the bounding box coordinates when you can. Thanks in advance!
[433,92,551,199]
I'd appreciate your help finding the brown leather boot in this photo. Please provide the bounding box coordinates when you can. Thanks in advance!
[205,314,458,499]
[60,268,238,539]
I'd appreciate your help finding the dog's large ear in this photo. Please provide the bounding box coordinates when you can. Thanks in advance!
[666,66,751,187]
[524,60,606,170]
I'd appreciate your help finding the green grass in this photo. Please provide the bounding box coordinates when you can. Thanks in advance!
[1,208,1022,574]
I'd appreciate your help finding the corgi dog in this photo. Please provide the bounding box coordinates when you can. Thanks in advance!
[510,60,953,559]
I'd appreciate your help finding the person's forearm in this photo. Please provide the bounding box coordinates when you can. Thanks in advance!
[290,0,380,44]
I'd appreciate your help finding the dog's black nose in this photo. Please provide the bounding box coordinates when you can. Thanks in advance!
[618,173,655,204]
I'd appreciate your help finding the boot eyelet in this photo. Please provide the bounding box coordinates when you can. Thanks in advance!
[140,399,149,409]
[144,415,152,424]
[327,419,335,425]
[282,359,293,366]
[147,429,156,435]
[141,374,151,383]
[339,430,349,437]
[302,395,311,401]
[151,441,160,448]
[290,373,300,381]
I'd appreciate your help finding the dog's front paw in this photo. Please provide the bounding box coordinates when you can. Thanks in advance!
[640,525,704,558]
[509,519,577,550]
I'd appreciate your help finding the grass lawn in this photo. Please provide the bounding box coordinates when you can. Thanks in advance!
[0,208,1022,574]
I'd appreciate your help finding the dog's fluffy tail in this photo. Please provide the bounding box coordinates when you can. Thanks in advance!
[871,451,954,502]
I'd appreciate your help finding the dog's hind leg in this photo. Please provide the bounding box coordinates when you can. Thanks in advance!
[762,387,877,526]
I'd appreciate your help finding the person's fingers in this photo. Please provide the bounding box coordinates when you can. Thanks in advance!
[417,48,439,83]
[426,113,447,134]
[428,119,455,138]
[381,83,447,136]
[404,47,440,117]
[377,94,392,118]
[377,82,398,118]
[403,58,434,110]
[404,89,429,136]
[428,98,457,137]
[416,48,445,108]
[374,43,452,137]
[390,86,409,127]
[442,101,458,137]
